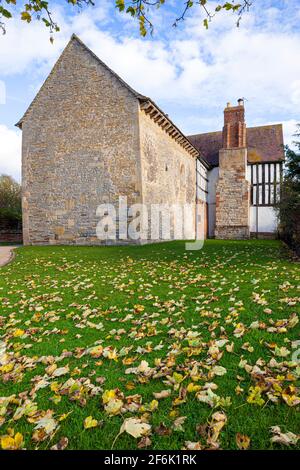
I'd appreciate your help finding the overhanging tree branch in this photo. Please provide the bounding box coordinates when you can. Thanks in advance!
[0,0,254,38]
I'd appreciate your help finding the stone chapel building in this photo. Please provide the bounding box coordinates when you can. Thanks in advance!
[16,35,285,245]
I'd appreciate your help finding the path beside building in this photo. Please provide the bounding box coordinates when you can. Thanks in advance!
[0,246,18,267]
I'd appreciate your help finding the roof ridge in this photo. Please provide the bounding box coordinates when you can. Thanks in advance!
[16,33,148,128]
[16,34,201,160]
[188,123,283,138]
[70,34,148,102]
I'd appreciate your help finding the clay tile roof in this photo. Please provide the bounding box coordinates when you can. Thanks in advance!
[188,124,285,166]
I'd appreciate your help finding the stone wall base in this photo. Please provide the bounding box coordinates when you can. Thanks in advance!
[25,238,180,246]
[250,232,277,240]
[215,225,250,240]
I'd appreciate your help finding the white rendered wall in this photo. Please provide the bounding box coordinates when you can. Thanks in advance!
[207,167,219,237]
[250,206,278,233]
[246,165,251,183]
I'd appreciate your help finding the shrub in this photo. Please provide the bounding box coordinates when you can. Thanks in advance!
[276,126,300,255]
[0,175,22,224]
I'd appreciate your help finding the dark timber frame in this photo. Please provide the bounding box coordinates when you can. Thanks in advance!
[250,162,283,207]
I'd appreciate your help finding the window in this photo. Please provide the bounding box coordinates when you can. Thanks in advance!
[250,162,283,206]
[196,159,208,201]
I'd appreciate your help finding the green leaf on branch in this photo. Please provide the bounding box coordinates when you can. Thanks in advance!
[0,7,12,19]
[126,6,136,17]
[116,0,125,12]
[21,11,32,23]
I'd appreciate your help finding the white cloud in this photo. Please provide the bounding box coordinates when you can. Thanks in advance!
[0,125,22,182]
[0,1,299,181]
[282,120,299,150]
[0,20,64,76]
[0,80,5,104]
[1,3,300,121]
[0,3,112,77]
[66,4,300,135]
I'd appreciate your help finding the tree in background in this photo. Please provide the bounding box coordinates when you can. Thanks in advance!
[0,174,22,222]
[0,1,253,38]
[276,125,300,254]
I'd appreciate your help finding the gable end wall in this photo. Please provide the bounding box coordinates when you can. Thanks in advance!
[22,39,142,245]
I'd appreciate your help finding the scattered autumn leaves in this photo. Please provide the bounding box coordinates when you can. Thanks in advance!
[0,242,299,450]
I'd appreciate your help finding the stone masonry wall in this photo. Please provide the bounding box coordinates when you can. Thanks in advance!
[139,110,196,241]
[22,38,142,245]
[215,148,250,239]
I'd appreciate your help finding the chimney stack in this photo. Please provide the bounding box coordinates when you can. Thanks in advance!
[222,99,246,149]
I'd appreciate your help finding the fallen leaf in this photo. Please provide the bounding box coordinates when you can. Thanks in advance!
[50,437,69,450]
[0,432,24,450]
[84,416,98,429]
[270,426,299,446]
[184,441,202,450]
[138,436,152,448]
[153,389,171,399]
[120,417,151,439]
[236,433,251,450]
[154,422,172,436]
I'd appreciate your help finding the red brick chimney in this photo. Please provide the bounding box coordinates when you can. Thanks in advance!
[215,98,250,240]
[222,99,246,149]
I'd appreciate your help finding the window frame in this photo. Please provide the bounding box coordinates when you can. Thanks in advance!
[196,158,208,198]
[249,162,283,207]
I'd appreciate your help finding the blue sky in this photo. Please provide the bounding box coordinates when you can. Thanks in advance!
[0,0,300,181]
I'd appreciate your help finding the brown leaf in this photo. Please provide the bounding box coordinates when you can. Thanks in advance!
[138,436,152,448]
[173,416,187,432]
[154,422,172,436]
[196,423,208,437]
[236,433,251,450]
[50,437,69,450]
[207,412,227,446]
[153,389,171,400]
[270,426,299,446]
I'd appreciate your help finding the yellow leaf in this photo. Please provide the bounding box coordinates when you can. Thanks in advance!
[246,386,265,406]
[88,345,103,358]
[50,382,60,392]
[102,389,116,404]
[187,383,201,393]
[14,433,24,449]
[149,400,158,411]
[13,329,24,337]
[21,11,31,23]
[1,432,24,450]
[104,398,123,416]
[1,436,15,450]
[134,304,145,313]
[0,363,14,373]
[173,372,184,383]
[84,416,98,429]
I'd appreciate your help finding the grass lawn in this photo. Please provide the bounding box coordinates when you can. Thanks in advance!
[0,240,299,450]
